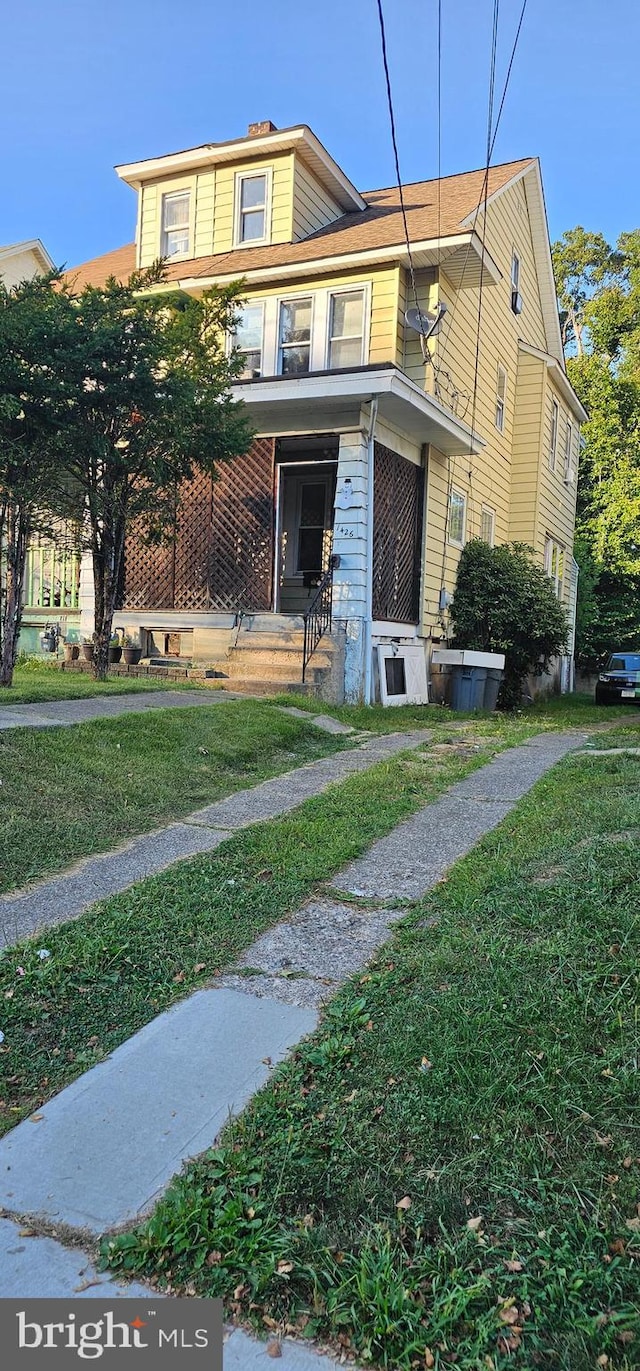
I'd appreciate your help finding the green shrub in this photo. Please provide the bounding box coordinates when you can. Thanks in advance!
[450,540,569,708]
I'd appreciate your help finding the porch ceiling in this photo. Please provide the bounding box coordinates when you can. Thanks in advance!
[232,365,484,456]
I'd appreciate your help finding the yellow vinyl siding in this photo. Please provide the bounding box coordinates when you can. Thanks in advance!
[292,159,342,241]
[194,171,215,257]
[509,349,545,545]
[536,377,578,603]
[212,153,293,253]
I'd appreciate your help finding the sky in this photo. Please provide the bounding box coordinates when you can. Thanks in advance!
[2,0,638,269]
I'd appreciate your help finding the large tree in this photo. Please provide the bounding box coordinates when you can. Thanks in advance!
[552,227,640,668]
[54,265,252,679]
[0,273,71,687]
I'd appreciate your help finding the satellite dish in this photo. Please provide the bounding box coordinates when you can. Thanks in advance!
[405,301,447,340]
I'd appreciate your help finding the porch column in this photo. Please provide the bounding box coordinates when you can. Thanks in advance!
[79,551,95,641]
[332,429,370,702]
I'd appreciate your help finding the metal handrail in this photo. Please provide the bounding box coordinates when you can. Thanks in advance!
[302,554,339,683]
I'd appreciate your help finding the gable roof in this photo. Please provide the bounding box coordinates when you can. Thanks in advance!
[66,158,533,290]
[0,239,55,273]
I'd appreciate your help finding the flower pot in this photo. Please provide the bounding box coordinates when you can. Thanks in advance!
[81,642,94,662]
[63,643,79,663]
[123,647,142,666]
[108,645,122,664]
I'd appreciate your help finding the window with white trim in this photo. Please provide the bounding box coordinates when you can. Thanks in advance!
[549,399,559,470]
[495,364,507,433]
[481,505,496,545]
[511,251,520,292]
[236,172,269,244]
[232,303,264,379]
[278,297,312,375]
[448,490,466,547]
[327,290,365,369]
[544,537,565,596]
[564,420,573,479]
[162,191,190,258]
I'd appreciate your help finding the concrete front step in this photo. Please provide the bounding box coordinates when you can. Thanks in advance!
[215,677,315,697]
[225,655,332,679]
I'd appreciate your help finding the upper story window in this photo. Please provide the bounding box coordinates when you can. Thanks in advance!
[564,420,574,481]
[495,364,507,433]
[549,399,559,470]
[278,297,312,375]
[162,191,190,258]
[235,171,270,245]
[511,250,523,313]
[233,303,264,379]
[328,290,365,369]
[448,490,466,547]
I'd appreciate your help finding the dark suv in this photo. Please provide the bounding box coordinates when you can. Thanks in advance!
[595,652,640,705]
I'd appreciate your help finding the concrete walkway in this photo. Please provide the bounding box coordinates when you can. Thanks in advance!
[0,730,429,948]
[0,688,235,730]
[0,726,588,1338]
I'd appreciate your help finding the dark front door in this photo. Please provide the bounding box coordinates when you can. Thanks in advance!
[278,463,337,614]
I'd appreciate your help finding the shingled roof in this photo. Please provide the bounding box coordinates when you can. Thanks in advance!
[66,158,534,289]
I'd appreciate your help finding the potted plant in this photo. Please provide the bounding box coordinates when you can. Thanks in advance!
[123,634,142,666]
[62,638,80,663]
[108,632,123,664]
[80,637,94,663]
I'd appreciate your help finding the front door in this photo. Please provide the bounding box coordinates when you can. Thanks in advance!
[278,464,336,614]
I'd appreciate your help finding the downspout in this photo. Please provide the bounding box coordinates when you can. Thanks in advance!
[363,397,379,705]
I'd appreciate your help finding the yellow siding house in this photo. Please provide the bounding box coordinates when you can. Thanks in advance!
[67,120,586,703]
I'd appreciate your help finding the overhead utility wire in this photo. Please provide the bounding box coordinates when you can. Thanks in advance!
[374,0,422,326]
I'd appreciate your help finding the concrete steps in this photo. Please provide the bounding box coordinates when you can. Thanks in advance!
[216,620,345,701]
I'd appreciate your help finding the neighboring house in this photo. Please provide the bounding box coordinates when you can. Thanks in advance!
[0,238,54,290]
[63,120,586,702]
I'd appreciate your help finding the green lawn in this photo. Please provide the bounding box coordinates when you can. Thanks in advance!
[0,725,511,1131]
[275,690,635,734]
[0,661,204,707]
[0,700,347,893]
[104,735,640,1371]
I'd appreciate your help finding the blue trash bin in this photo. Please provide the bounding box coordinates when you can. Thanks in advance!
[483,667,504,711]
[451,665,488,710]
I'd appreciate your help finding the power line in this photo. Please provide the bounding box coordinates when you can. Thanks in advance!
[374,0,422,323]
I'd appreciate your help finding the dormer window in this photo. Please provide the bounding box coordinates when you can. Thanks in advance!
[162,191,190,258]
[235,171,271,245]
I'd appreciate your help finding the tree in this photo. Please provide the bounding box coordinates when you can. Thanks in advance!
[553,227,640,669]
[449,540,568,709]
[54,264,253,679]
[0,273,70,687]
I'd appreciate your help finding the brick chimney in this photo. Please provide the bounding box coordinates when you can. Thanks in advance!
[247,120,277,138]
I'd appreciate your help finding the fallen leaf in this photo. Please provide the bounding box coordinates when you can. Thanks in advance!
[29,1114,44,1123]
[597,1356,609,1368]
[396,1196,412,1211]
[595,1133,613,1148]
[344,1089,357,1103]
[87,1036,99,1048]
[74,1279,102,1293]
[193,963,206,974]
[18,1228,37,1238]
[498,1304,520,1326]
[504,1259,523,1272]
[609,1239,626,1255]
[622,1156,633,1169]
[276,1261,293,1275]
[466,1215,484,1231]
[424,1350,435,1369]
[617,1331,635,1346]
[420,1057,433,1072]
[625,1217,640,1231]
[266,1340,282,1358]
[301,1214,314,1230]
[172,971,185,984]
[205,1251,222,1266]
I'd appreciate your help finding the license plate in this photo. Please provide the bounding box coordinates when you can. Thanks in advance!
[621,689,635,697]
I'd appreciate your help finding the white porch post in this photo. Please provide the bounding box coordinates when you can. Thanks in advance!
[79,551,95,641]
[332,418,372,702]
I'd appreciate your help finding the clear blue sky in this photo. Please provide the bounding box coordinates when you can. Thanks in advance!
[2,0,638,268]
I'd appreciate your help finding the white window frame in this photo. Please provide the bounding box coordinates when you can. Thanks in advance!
[161,189,191,260]
[549,398,559,471]
[448,489,466,548]
[228,300,265,379]
[325,287,367,370]
[240,284,371,379]
[544,537,565,597]
[511,250,521,293]
[481,505,496,546]
[564,420,574,480]
[495,364,507,434]
[233,169,272,248]
[276,293,315,376]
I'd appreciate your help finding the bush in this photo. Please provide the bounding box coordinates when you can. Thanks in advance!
[449,540,569,708]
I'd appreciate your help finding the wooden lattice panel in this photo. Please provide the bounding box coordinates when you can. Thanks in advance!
[121,439,275,614]
[209,438,275,612]
[372,442,424,623]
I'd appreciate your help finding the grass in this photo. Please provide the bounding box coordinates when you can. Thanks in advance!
[0,660,204,707]
[104,732,640,1370]
[274,690,636,734]
[0,700,349,893]
[0,723,514,1132]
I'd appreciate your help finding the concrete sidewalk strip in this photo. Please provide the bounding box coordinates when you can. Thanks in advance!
[0,689,235,730]
[225,1329,340,1371]
[0,989,317,1233]
[0,729,429,950]
[0,1219,154,1299]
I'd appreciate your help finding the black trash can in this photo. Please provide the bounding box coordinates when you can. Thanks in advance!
[483,667,504,712]
[451,665,488,711]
